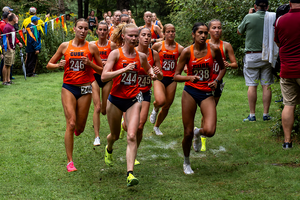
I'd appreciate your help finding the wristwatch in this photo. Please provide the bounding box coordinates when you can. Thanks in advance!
[215,79,219,84]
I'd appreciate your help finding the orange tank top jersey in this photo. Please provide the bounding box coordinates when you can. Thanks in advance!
[63,40,94,85]
[138,48,154,93]
[108,26,114,39]
[185,44,214,92]
[92,40,112,74]
[206,40,226,80]
[110,48,141,99]
[151,25,157,39]
[159,41,179,77]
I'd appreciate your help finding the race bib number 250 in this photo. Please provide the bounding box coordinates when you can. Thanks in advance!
[162,59,176,71]
[69,59,85,71]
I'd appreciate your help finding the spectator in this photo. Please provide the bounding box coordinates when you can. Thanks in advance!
[107,11,112,17]
[237,0,273,122]
[65,14,71,21]
[274,0,300,149]
[2,13,23,85]
[2,6,13,13]
[0,12,9,81]
[87,10,98,32]
[25,16,41,77]
[21,7,46,34]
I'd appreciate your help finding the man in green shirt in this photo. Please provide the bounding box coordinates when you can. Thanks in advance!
[237,0,273,122]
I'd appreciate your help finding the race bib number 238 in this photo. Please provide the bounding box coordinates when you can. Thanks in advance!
[192,67,210,82]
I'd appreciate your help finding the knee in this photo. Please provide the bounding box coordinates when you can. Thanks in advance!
[203,127,215,138]
[67,119,76,131]
[94,105,101,114]
[127,132,136,143]
[184,128,194,141]
[162,104,171,111]
[155,99,166,108]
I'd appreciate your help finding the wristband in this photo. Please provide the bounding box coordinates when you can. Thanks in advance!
[215,79,219,84]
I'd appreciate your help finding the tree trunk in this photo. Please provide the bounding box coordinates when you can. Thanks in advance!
[58,0,66,14]
[116,0,130,10]
[78,0,83,18]
[84,0,90,19]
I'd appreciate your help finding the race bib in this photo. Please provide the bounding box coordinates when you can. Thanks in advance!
[138,75,151,87]
[121,71,137,86]
[162,59,176,71]
[81,85,92,94]
[192,67,210,82]
[213,61,220,74]
[69,59,85,71]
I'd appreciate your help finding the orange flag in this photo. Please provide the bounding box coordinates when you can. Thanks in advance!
[19,30,26,45]
[26,28,36,41]
[61,15,64,28]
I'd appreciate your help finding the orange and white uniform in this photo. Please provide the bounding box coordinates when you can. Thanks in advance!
[138,48,154,93]
[159,41,180,77]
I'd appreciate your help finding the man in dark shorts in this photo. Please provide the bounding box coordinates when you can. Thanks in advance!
[274,0,300,149]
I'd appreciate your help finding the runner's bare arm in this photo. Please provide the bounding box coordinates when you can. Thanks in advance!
[140,52,157,80]
[153,50,163,80]
[86,43,103,74]
[224,42,238,69]
[46,42,68,70]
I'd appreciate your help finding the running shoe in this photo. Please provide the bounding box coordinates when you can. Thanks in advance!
[200,136,206,152]
[193,127,201,152]
[127,173,139,187]
[66,161,77,172]
[120,117,125,139]
[243,115,256,122]
[263,115,272,121]
[105,145,113,167]
[149,108,158,124]
[153,127,163,135]
[93,137,100,146]
[183,163,194,175]
[74,129,81,136]
[134,159,141,166]
[282,142,292,149]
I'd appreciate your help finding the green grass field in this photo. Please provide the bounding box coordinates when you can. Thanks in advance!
[0,72,299,199]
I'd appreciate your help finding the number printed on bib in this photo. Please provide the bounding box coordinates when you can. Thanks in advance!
[192,67,210,82]
[121,71,137,85]
[138,75,151,87]
[69,59,85,71]
[213,61,219,74]
[162,59,176,71]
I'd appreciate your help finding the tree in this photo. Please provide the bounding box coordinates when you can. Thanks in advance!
[78,0,83,18]
[58,0,66,14]
[84,0,90,19]
[117,0,130,10]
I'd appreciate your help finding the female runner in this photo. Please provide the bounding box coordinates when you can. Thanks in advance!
[195,19,238,152]
[46,19,103,172]
[174,22,225,174]
[150,24,184,135]
[120,27,163,165]
[101,23,157,186]
[152,13,163,30]
[87,11,98,32]
[90,22,117,146]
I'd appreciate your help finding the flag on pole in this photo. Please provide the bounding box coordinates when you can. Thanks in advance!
[11,32,15,47]
[19,30,26,45]
[3,35,7,51]
[26,27,36,41]
[61,15,64,28]
[33,26,38,40]
[56,17,59,23]
[45,22,48,35]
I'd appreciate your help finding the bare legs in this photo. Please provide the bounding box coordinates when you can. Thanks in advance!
[247,85,272,114]
[282,105,295,143]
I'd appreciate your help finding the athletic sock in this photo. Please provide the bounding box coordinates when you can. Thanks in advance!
[127,171,133,177]
[263,113,269,117]
[107,148,113,154]
[250,113,255,117]
[184,156,190,165]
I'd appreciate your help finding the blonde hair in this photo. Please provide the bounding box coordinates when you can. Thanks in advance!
[110,23,138,47]
[163,23,175,34]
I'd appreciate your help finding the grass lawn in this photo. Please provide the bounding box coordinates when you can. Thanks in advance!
[0,72,299,199]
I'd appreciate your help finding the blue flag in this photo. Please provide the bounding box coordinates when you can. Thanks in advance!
[45,22,48,35]
[3,35,7,51]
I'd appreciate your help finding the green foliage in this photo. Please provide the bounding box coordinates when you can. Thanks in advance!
[271,82,300,139]
[167,0,287,75]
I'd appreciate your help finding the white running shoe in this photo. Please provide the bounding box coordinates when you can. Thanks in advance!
[149,108,158,124]
[93,137,101,146]
[153,127,163,135]
[183,163,194,175]
[193,127,201,152]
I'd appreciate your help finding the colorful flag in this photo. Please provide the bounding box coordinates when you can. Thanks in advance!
[11,32,15,47]
[26,27,36,41]
[3,35,7,51]
[61,15,64,28]
[33,26,38,40]
[19,30,26,45]
[45,22,48,35]
[51,19,54,31]
[56,17,59,23]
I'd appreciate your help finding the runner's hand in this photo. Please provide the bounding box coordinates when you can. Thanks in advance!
[81,55,91,66]
[223,58,230,68]
[150,73,158,80]
[153,65,160,75]
[58,60,66,68]
[189,75,199,83]
[124,63,136,72]
[208,80,217,89]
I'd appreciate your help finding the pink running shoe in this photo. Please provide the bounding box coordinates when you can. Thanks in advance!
[67,161,77,172]
[74,129,81,136]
